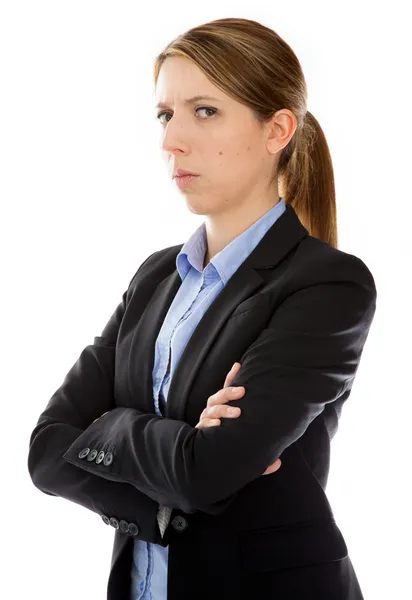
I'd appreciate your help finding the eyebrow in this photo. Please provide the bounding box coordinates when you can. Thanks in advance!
[155,95,221,109]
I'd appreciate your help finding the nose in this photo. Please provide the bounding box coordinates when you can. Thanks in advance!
[160,116,192,154]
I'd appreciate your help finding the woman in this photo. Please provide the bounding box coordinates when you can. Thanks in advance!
[27,17,377,600]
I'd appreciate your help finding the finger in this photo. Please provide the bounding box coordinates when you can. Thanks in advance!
[195,418,221,429]
[262,459,282,476]
[201,404,241,420]
[223,362,239,388]
[223,362,240,388]
[207,385,245,408]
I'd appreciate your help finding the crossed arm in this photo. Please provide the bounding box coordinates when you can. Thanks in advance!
[63,269,377,513]
[28,253,377,538]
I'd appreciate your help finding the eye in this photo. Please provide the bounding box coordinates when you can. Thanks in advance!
[156,106,217,124]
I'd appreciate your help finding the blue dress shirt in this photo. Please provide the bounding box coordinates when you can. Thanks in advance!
[130,198,286,599]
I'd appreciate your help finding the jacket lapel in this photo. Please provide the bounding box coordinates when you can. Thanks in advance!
[128,203,308,421]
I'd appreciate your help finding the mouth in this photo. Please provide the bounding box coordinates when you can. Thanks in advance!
[173,173,200,188]
[173,169,199,178]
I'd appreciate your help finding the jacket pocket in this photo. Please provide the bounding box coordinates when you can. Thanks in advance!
[238,517,348,573]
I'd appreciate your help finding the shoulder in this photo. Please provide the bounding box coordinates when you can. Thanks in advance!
[126,244,182,290]
[293,235,377,296]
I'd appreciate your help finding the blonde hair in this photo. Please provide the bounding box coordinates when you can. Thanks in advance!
[153,17,338,248]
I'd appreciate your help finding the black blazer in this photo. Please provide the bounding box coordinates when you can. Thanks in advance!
[28,203,377,600]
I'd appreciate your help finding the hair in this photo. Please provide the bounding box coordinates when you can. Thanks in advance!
[153,17,338,249]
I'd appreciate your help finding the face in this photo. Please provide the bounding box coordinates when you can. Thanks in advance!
[154,55,296,218]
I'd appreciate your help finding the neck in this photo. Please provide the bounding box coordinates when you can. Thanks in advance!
[203,195,280,265]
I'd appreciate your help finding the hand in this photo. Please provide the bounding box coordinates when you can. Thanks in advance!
[194,362,282,476]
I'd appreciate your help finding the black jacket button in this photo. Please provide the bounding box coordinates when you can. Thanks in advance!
[101,515,110,525]
[128,523,139,537]
[109,517,119,529]
[119,520,129,533]
[171,515,188,532]
[103,452,113,466]
[96,451,105,464]
[78,448,90,459]
[86,449,98,461]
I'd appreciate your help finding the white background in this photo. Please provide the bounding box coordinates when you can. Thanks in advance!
[1,1,411,599]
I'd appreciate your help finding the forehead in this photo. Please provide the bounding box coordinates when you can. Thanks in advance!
[155,94,222,109]
[155,56,224,107]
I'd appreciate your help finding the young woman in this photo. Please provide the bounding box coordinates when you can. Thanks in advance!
[28,17,377,600]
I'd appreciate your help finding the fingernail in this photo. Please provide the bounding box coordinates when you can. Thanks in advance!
[231,363,237,370]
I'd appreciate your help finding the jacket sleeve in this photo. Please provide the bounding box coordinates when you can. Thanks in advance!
[62,255,377,516]
[27,251,169,546]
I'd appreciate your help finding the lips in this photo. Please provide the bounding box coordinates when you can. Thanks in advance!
[174,173,199,189]
[173,168,199,178]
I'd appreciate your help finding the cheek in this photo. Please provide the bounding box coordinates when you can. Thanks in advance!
[204,139,258,184]
[213,146,243,173]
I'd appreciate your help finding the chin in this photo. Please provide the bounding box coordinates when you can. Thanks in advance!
[183,198,210,216]
[186,205,207,216]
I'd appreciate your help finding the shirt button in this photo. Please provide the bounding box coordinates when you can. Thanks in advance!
[171,515,188,532]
